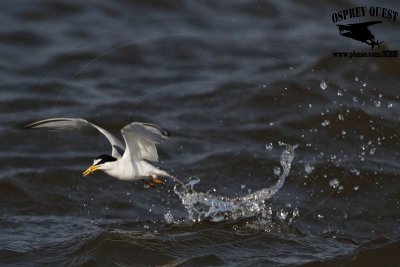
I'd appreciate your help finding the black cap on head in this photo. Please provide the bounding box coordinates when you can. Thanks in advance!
[94,154,117,165]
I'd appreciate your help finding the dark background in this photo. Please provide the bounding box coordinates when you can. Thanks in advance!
[1,0,399,266]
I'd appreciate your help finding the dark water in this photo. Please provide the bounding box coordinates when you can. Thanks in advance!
[1,0,400,266]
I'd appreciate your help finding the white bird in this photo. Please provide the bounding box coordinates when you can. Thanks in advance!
[24,118,179,187]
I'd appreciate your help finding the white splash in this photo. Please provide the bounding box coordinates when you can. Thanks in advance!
[174,144,297,222]
[329,178,339,189]
[320,80,327,90]
[265,143,273,151]
[304,163,314,174]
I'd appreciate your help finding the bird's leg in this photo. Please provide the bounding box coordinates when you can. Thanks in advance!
[149,174,164,184]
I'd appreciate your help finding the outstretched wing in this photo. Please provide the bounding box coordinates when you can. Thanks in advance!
[24,118,125,158]
[353,21,382,27]
[121,122,169,162]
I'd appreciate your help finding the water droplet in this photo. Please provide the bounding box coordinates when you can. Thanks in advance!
[292,208,299,218]
[274,166,281,176]
[362,82,367,87]
[338,114,344,121]
[370,147,376,155]
[241,184,246,189]
[304,163,314,174]
[278,210,288,220]
[329,178,340,189]
[337,90,343,96]
[353,97,358,102]
[320,80,327,90]
[374,100,381,107]
[388,103,393,108]
[354,76,359,82]
[317,214,324,219]
[353,186,359,191]
[265,143,273,151]
[350,168,360,176]
[321,120,330,127]
[164,211,174,223]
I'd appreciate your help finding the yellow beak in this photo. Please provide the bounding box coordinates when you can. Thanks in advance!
[82,165,99,177]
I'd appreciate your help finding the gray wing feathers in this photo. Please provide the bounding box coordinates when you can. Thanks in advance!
[24,118,87,131]
[24,118,125,158]
[121,122,169,162]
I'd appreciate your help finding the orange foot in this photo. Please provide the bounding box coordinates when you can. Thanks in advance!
[142,176,165,189]
[142,179,156,188]
[150,175,164,185]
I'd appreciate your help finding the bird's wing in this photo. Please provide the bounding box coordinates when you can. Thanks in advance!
[121,122,169,162]
[24,118,125,158]
[337,21,382,28]
[355,21,382,27]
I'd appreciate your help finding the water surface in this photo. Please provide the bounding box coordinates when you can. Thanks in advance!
[1,0,400,266]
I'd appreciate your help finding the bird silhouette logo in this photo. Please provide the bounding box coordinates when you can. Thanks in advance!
[336,21,383,49]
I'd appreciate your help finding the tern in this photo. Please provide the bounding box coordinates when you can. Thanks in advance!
[24,118,180,187]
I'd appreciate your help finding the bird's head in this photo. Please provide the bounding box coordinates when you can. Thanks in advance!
[82,154,117,177]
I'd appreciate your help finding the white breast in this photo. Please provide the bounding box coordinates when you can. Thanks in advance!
[104,159,138,180]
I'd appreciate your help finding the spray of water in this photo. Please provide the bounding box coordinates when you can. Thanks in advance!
[173,143,297,222]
